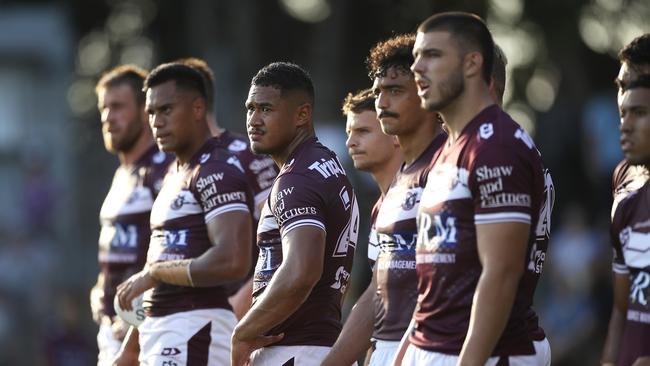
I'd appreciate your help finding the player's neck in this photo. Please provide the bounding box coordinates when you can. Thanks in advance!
[207,113,225,137]
[118,131,154,166]
[176,127,211,166]
[440,86,494,143]
[272,128,314,168]
[398,115,442,167]
[371,154,403,195]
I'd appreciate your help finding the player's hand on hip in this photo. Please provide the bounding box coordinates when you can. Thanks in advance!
[116,270,158,311]
[231,332,284,366]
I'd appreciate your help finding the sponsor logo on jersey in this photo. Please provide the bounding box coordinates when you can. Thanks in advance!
[228,140,247,152]
[619,227,650,268]
[308,157,346,179]
[630,271,650,306]
[527,242,546,274]
[99,223,138,249]
[480,192,531,209]
[196,173,224,191]
[330,265,351,293]
[377,259,416,270]
[417,213,458,254]
[203,191,247,211]
[475,165,513,182]
[378,232,417,252]
[199,153,210,164]
[276,206,318,225]
[249,158,275,174]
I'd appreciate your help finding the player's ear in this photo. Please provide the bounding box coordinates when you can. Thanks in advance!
[192,97,206,119]
[295,103,312,127]
[463,51,483,80]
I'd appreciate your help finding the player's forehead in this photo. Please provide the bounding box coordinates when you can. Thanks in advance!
[246,85,283,105]
[414,30,454,54]
[618,62,650,84]
[372,67,413,89]
[98,83,136,104]
[346,110,379,130]
[620,87,650,109]
[145,80,178,107]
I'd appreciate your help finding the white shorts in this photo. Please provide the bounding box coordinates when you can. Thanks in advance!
[250,345,333,366]
[402,338,551,366]
[138,308,236,366]
[97,321,122,366]
[369,340,400,366]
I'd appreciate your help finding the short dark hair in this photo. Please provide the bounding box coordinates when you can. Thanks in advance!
[418,12,494,84]
[143,62,207,100]
[342,88,375,115]
[492,44,508,104]
[366,34,415,80]
[619,33,650,68]
[176,57,215,112]
[95,64,148,104]
[251,62,315,103]
[623,73,650,91]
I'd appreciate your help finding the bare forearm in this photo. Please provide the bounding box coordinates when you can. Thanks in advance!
[322,282,376,366]
[150,247,249,287]
[234,267,314,341]
[458,269,521,365]
[602,306,626,364]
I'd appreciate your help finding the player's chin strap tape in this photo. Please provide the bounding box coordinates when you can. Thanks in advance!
[150,259,195,287]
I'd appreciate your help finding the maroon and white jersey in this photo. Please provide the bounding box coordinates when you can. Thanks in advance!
[413,105,554,356]
[98,145,172,318]
[217,130,278,214]
[146,138,253,317]
[610,181,650,366]
[367,197,383,268]
[253,137,358,347]
[372,136,445,341]
[611,160,648,218]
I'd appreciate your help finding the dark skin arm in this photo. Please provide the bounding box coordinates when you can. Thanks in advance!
[601,272,630,366]
[231,226,326,366]
[457,222,529,366]
[117,210,252,310]
[322,268,377,366]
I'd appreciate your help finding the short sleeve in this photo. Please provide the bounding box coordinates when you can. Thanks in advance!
[367,197,383,265]
[469,143,534,225]
[610,202,629,274]
[271,173,326,237]
[193,161,251,223]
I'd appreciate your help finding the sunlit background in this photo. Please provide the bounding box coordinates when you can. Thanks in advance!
[0,0,649,364]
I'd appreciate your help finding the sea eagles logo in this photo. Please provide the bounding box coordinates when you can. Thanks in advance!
[402,191,418,211]
[171,194,188,210]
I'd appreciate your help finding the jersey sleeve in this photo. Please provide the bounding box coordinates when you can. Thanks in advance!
[192,160,251,223]
[610,199,629,274]
[468,142,535,225]
[271,173,326,237]
[367,197,383,265]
